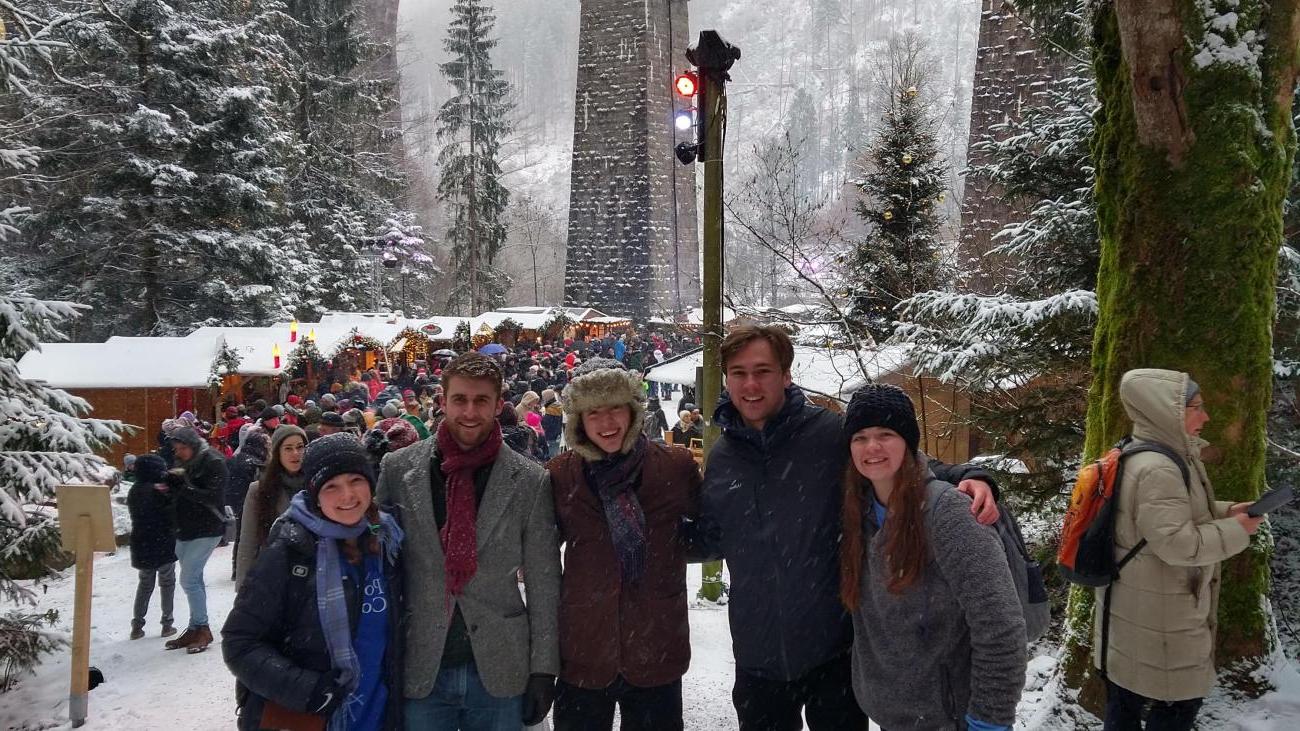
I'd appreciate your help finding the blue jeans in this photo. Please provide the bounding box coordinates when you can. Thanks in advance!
[404,661,523,731]
[175,535,220,628]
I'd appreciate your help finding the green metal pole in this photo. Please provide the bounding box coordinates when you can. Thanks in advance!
[697,58,726,604]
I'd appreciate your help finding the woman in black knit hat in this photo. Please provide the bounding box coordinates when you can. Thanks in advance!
[222,433,405,731]
[838,384,1026,731]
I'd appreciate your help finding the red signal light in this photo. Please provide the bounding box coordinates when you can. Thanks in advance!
[674,72,698,97]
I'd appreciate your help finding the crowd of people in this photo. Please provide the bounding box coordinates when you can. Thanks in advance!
[117,324,1262,731]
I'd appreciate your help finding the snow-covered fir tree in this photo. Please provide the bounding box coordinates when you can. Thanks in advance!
[845,79,946,343]
[896,68,1098,499]
[13,1,303,337]
[0,295,125,680]
[280,0,420,317]
[437,0,514,315]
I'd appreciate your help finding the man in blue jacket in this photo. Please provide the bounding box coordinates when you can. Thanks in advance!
[694,325,1000,731]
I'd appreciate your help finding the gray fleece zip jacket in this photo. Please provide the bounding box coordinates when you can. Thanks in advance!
[850,481,1027,730]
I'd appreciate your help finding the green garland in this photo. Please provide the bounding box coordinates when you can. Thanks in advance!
[208,340,243,390]
[542,311,575,337]
[330,328,384,358]
[494,317,524,338]
[285,338,328,378]
[452,321,472,352]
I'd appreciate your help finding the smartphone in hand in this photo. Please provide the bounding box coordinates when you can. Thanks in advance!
[1247,486,1295,518]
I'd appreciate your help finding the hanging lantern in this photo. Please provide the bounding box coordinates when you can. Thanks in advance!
[902,153,913,165]
[906,85,918,98]
[289,319,299,343]
[308,328,317,342]
[272,343,282,370]
[883,210,894,221]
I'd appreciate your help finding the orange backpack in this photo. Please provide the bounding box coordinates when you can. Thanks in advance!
[1057,437,1189,587]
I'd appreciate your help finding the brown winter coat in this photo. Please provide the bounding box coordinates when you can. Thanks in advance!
[1093,368,1251,701]
[547,441,701,689]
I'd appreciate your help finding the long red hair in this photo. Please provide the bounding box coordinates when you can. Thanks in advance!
[840,449,930,609]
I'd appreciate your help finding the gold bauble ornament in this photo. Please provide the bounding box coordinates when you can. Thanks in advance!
[937,192,946,203]
[906,86,918,98]
[902,153,913,165]
[883,210,894,221]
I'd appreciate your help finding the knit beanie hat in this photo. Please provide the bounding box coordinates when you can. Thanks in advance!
[384,418,420,451]
[842,384,921,456]
[320,393,338,409]
[302,405,323,425]
[381,399,402,419]
[302,433,376,500]
[1185,378,1201,406]
[269,424,308,465]
[241,428,271,463]
[135,454,168,485]
[562,357,646,462]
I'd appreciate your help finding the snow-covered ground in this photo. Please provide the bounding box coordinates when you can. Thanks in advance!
[0,547,741,730]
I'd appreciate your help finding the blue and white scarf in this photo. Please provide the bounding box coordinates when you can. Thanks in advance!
[286,492,404,731]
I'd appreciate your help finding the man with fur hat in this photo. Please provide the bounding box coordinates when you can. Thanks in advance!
[376,351,561,727]
[161,426,229,654]
[545,358,701,730]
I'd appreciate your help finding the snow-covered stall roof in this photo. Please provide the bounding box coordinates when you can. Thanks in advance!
[410,317,467,339]
[472,307,570,332]
[648,307,741,327]
[643,345,912,400]
[16,337,218,388]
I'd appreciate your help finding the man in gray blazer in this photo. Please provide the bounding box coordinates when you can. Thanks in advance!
[378,352,561,730]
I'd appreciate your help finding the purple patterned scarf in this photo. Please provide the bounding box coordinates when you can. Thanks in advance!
[584,435,648,583]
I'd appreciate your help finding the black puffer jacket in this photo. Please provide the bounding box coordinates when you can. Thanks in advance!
[127,455,176,570]
[221,516,404,731]
[694,386,997,683]
[225,451,265,520]
[171,446,228,541]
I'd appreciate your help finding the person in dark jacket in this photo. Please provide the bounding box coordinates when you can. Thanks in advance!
[128,454,178,640]
[222,433,405,731]
[546,359,701,731]
[840,385,1026,731]
[641,397,669,444]
[541,389,565,455]
[163,426,229,654]
[692,326,1000,731]
[225,429,270,582]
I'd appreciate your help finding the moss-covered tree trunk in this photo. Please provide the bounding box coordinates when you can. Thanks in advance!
[1062,0,1300,709]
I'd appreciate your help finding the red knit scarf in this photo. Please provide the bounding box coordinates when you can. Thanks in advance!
[436,420,502,596]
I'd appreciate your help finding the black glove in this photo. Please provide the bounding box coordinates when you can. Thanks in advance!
[307,670,345,716]
[521,673,556,726]
[163,469,186,489]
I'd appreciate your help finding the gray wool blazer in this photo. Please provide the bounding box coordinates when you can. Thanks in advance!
[376,437,561,700]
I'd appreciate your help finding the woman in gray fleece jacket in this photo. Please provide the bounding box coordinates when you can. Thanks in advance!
[839,385,1026,731]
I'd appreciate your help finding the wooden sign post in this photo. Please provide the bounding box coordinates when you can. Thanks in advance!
[56,485,114,729]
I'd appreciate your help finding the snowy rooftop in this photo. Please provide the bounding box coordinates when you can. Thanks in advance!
[644,345,912,400]
[14,308,621,388]
[15,337,221,388]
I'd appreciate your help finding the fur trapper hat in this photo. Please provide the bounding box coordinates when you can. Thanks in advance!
[562,357,646,462]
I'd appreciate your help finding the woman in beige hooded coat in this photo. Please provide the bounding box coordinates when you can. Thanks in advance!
[1096,368,1264,730]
